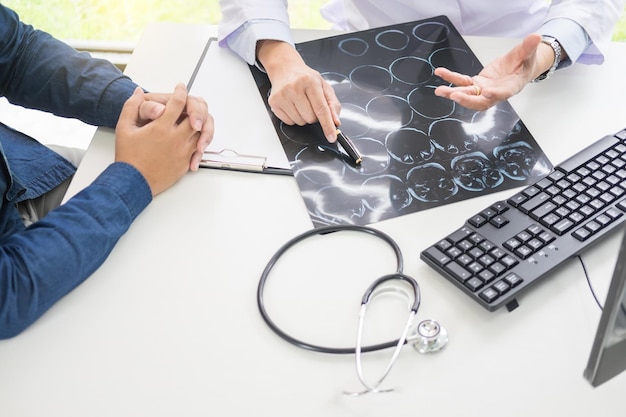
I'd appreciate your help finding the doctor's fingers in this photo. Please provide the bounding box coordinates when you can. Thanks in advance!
[434,67,474,87]
[300,81,340,143]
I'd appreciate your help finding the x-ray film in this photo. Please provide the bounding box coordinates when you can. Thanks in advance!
[251,15,552,227]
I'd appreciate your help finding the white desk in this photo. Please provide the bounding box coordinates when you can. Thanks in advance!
[1,23,626,416]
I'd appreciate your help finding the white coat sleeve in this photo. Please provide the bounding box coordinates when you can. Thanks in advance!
[218,0,295,65]
[545,0,624,64]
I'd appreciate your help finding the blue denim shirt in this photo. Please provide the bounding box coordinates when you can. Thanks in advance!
[0,5,153,338]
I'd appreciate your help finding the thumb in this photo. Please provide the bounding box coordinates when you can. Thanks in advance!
[521,33,543,59]
[117,87,145,129]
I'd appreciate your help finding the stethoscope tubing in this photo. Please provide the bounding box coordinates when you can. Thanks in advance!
[257,224,420,354]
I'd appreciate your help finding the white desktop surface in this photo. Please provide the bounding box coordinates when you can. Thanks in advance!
[1,23,626,416]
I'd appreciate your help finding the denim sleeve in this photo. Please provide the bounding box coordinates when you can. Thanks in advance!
[0,162,153,339]
[0,5,137,128]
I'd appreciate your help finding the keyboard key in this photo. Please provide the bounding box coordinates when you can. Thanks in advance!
[606,207,623,220]
[520,192,550,213]
[579,205,595,217]
[435,239,453,251]
[478,269,495,283]
[468,262,484,274]
[504,273,523,288]
[422,247,451,267]
[479,287,499,303]
[479,240,495,252]
[540,213,560,227]
[596,213,612,226]
[493,280,511,295]
[465,277,484,292]
[567,172,581,183]
[596,181,611,192]
[600,192,615,204]
[490,247,506,259]
[457,239,474,252]
[545,185,561,196]
[556,179,570,189]
[551,218,575,235]
[444,262,472,283]
[552,195,568,206]
[538,231,555,244]
[491,202,509,214]
[448,227,473,243]
[478,254,496,267]
[523,186,541,198]
[587,160,601,171]
[610,186,624,197]
[468,233,485,245]
[446,246,462,258]
[526,224,543,235]
[548,170,566,181]
[566,200,581,211]
[527,238,544,251]
[555,206,571,218]
[468,247,485,259]
[531,202,557,220]
[589,199,606,211]
[500,255,519,269]
[481,208,497,219]
[489,215,509,228]
[468,214,487,227]
[503,238,521,251]
[585,220,602,233]
[508,193,527,207]
[456,254,473,266]
[577,166,592,177]
[573,227,592,241]
[514,246,533,259]
[488,262,507,275]
[535,178,553,189]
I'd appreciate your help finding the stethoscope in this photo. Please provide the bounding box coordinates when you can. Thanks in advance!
[257,224,448,395]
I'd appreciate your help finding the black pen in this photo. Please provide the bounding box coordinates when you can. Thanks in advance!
[336,129,362,165]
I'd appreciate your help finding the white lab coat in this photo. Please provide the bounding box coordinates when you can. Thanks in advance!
[219,0,624,65]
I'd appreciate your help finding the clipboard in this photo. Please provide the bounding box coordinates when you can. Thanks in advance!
[187,38,292,175]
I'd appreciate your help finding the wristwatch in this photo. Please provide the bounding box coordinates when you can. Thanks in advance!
[532,35,562,83]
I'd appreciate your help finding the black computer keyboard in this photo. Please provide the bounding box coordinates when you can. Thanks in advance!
[421,128,626,312]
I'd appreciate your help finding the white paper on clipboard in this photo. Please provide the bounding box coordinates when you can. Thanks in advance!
[187,38,290,170]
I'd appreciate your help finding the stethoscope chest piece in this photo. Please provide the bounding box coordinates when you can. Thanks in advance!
[412,319,448,354]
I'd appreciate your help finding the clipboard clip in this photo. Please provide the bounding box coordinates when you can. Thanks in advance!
[201,149,266,172]
[200,149,293,176]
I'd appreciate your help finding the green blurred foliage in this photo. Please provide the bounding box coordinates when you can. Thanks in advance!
[2,0,625,42]
[3,0,222,41]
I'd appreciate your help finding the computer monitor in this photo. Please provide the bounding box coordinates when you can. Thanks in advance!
[584,225,626,387]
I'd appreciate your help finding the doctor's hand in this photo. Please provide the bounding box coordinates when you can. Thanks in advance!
[433,33,559,111]
[138,89,214,171]
[115,84,203,196]
[257,40,341,143]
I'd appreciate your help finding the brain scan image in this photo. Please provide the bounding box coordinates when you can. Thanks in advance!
[407,163,458,202]
[361,174,413,222]
[250,16,552,227]
[494,141,548,181]
[385,128,435,164]
[451,151,504,191]
[428,118,478,154]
